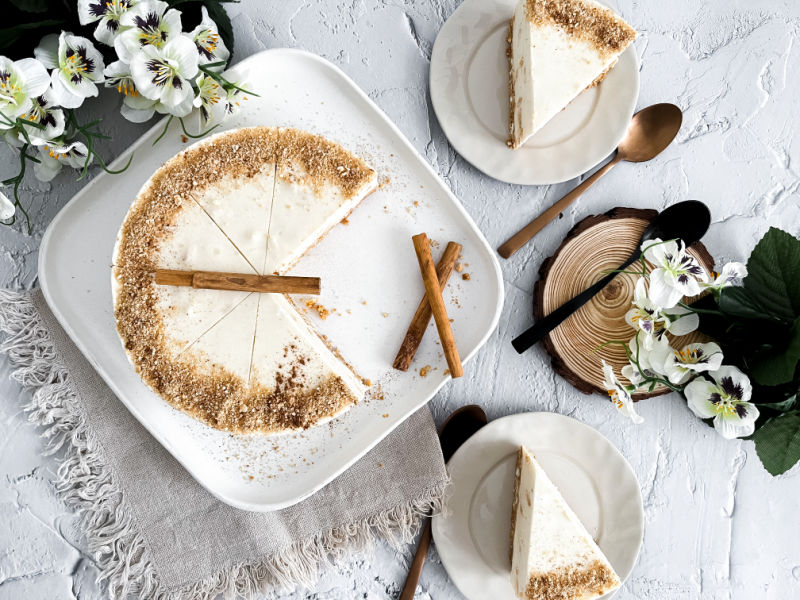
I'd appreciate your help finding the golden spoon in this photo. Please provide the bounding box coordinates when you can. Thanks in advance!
[497,103,683,259]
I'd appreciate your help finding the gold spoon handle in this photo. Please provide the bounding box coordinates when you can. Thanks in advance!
[497,153,623,259]
[398,519,432,600]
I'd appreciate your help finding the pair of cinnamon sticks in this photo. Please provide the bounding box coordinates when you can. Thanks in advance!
[393,234,463,378]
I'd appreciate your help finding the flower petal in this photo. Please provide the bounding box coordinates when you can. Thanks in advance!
[684,377,720,419]
[34,34,60,69]
[0,189,15,221]
[648,268,682,308]
[714,412,756,440]
[167,35,200,79]
[49,72,85,108]
[711,366,752,403]
[16,58,51,97]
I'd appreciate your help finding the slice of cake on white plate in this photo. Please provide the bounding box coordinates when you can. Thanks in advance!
[507,0,637,149]
[510,445,621,600]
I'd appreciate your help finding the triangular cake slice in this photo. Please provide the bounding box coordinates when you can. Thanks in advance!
[265,128,377,274]
[507,0,637,149]
[510,446,621,599]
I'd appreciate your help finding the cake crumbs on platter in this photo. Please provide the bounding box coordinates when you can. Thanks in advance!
[419,365,432,377]
[462,273,471,280]
[305,299,331,320]
[455,262,464,272]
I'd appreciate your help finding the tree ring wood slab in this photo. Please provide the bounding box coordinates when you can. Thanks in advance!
[532,207,715,400]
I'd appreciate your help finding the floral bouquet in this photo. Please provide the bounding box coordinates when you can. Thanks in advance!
[1,0,247,231]
[603,227,800,476]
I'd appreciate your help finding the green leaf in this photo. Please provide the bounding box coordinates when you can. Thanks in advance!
[0,19,64,51]
[750,318,800,386]
[10,0,51,14]
[753,411,800,475]
[718,286,772,321]
[743,227,800,322]
[757,394,798,412]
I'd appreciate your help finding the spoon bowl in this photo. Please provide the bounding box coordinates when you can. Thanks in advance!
[617,103,683,163]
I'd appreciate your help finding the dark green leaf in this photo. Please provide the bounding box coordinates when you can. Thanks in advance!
[0,19,64,52]
[750,318,800,386]
[718,286,774,321]
[10,0,51,14]
[742,227,800,322]
[753,411,800,475]
[756,394,798,412]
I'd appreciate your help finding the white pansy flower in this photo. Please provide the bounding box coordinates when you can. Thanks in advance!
[602,360,644,424]
[34,140,91,182]
[685,366,758,439]
[0,188,15,222]
[130,36,198,109]
[78,0,138,46]
[0,57,50,129]
[702,262,748,291]
[104,60,155,122]
[190,6,229,67]
[662,342,724,385]
[17,89,65,145]
[192,72,223,124]
[625,278,699,349]
[217,84,246,119]
[621,333,671,387]
[38,33,105,109]
[115,0,182,63]
[643,238,708,308]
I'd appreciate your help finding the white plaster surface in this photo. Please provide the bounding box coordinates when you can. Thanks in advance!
[2,0,800,598]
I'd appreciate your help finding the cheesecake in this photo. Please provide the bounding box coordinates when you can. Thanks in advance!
[112,127,377,434]
[507,0,637,149]
[509,446,621,600]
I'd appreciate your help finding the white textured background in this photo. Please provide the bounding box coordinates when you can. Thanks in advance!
[2,0,800,598]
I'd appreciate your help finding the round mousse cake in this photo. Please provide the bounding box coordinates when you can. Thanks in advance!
[112,127,377,434]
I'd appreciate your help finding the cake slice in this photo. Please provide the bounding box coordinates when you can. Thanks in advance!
[507,0,637,149]
[265,128,377,274]
[510,446,621,599]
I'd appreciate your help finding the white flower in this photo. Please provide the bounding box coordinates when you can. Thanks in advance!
[115,0,182,63]
[643,238,708,308]
[625,278,699,349]
[192,72,223,124]
[216,84,246,119]
[685,366,758,440]
[78,0,139,46]
[34,140,91,182]
[0,57,50,129]
[0,188,15,222]
[37,33,105,109]
[190,6,229,67]
[703,262,748,291]
[621,333,671,387]
[130,36,198,109]
[662,342,724,385]
[17,89,65,145]
[602,360,644,424]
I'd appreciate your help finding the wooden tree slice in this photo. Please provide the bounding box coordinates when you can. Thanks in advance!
[533,207,715,400]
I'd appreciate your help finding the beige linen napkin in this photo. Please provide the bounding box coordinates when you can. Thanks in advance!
[0,290,447,599]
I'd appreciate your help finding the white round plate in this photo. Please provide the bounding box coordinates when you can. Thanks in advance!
[430,0,640,185]
[431,412,643,599]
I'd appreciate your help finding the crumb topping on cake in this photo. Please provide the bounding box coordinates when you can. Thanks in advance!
[524,0,636,58]
[113,126,374,434]
[523,560,619,600]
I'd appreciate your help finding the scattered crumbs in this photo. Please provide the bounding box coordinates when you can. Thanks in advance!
[305,299,330,320]
[382,312,389,318]
[181,134,188,143]
[449,318,454,323]
[340,217,349,225]
[378,176,391,189]
[361,300,367,305]
[378,463,383,468]
[346,309,352,314]
[248,475,254,480]
[413,200,419,207]
[419,365,431,377]
[382,413,390,418]
[455,262,464,273]
[462,273,471,281]
[364,378,372,386]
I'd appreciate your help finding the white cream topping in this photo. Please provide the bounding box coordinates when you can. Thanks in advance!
[249,294,366,400]
[511,446,619,597]
[190,163,276,274]
[180,292,260,382]
[264,174,375,274]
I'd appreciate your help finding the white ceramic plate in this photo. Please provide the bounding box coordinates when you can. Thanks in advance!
[430,0,640,185]
[431,412,643,599]
[39,49,504,511]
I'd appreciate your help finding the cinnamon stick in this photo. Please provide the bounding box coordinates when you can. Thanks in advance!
[393,241,462,371]
[154,269,321,295]
[410,234,463,378]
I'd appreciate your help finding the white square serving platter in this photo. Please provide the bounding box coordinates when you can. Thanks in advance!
[39,48,503,511]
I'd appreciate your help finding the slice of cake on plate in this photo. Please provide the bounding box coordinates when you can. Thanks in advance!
[507,0,637,149]
[509,446,621,599]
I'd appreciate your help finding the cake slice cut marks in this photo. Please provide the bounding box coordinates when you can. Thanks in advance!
[510,445,621,599]
[507,0,637,149]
